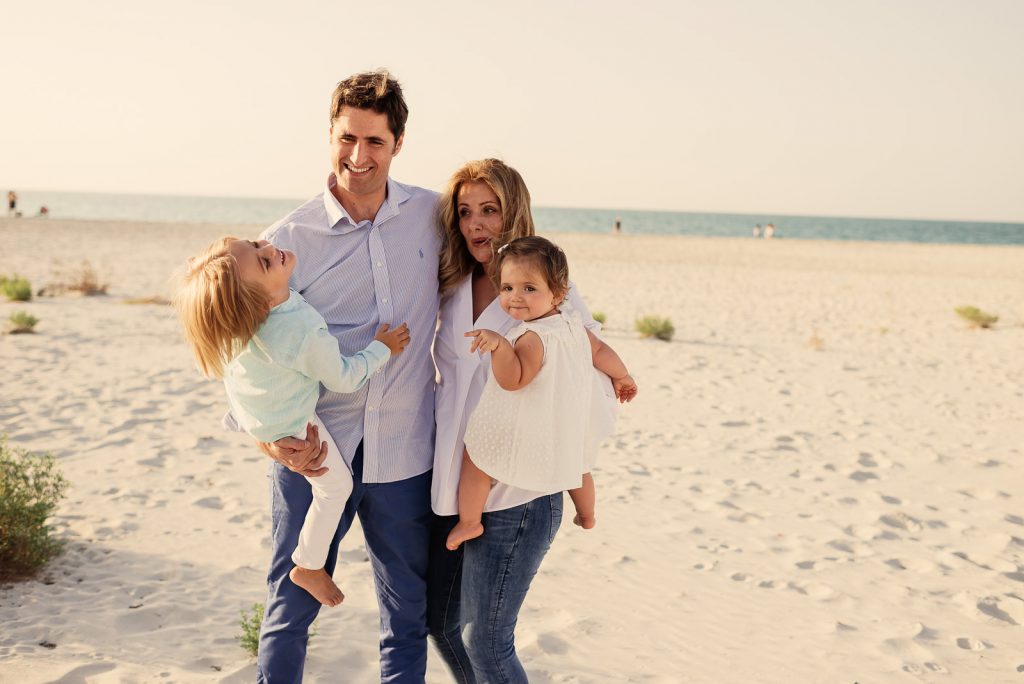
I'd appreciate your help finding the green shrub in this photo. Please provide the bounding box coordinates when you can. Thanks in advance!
[238,602,265,657]
[635,315,674,341]
[592,311,607,325]
[955,306,998,329]
[8,311,38,334]
[0,437,69,581]
[2,275,32,302]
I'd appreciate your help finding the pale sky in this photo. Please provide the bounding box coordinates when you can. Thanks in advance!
[2,0,1022,222]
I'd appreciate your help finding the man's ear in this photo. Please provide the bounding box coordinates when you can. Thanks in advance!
[393,133,404,156]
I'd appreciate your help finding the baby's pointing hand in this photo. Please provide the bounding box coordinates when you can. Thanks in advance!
[464,329,501,355]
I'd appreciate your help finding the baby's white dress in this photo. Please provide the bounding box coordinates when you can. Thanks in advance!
[464,309,611,492]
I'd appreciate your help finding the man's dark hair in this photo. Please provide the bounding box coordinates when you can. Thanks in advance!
[329,70,409,142]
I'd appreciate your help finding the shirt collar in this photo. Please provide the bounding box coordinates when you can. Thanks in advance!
[323,174,411,234]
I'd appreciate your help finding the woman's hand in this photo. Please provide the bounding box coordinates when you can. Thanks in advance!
[464,328,504,355]
[257,422,329,476]
[612,374,638,403]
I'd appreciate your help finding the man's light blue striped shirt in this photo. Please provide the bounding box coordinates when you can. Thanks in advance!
[262,175,441,483]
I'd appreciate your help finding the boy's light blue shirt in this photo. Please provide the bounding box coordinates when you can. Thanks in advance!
[224,290,391,443]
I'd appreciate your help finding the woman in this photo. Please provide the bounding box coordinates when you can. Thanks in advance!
[427,159,613,682]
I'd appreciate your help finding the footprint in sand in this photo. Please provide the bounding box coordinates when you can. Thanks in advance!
[192,496,224,510]
[976,597,1019,625]
[955,637,989,651]
[879,512,923,532]
[535,632,570,654]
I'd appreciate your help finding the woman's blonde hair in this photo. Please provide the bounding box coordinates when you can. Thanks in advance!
[437,159,535,295]
[173,236,271,378]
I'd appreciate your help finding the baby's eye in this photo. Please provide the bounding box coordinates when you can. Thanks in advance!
[500,285,512,292]
[525,286,535,292]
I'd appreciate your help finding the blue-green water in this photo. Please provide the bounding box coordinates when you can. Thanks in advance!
[8,190,1023,246]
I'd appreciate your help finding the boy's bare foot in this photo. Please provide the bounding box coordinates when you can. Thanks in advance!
[573,513,596,529]
[446,520,484,550]
[289,566,344,607]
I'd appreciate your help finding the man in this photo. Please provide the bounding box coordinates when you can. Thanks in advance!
[255,71,440,683]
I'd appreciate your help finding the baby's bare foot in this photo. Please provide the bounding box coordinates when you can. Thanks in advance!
[446,520,484,550]
[573,513,596,529]
[289,566,344,607]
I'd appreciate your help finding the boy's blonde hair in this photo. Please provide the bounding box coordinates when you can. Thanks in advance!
[173,236,271,378]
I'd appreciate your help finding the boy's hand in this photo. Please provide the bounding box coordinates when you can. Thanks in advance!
[375,323,411,355]
[612,374,638,403]
[465,329,503,355]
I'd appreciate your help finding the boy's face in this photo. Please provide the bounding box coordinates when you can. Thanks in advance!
[229,239,294,305]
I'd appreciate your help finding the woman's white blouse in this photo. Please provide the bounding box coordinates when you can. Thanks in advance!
[431,277,612,515]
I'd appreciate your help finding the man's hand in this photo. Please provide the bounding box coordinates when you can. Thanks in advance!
[258,422,329,477]
[612,374,638,403]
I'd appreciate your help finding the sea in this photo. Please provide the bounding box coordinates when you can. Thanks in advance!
[9,189,1024,246]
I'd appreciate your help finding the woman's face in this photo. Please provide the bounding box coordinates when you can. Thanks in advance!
[457,181,503,265]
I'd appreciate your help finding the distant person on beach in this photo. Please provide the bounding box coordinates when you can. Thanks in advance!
[753,223,762,238]
[7,190,16,217]
[37,205,49,218]
[229,70,441,682]
[764,222,775,239]
[174,236,411,608]
[430,159,633,681]
[446,236,637,549]
[614,216,622,234]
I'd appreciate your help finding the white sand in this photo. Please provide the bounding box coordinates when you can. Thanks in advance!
[1,218,1022,683]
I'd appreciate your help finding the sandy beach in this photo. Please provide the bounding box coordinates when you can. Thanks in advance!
[1,217,1022,683]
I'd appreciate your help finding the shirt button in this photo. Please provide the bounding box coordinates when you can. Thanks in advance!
[368,406,374,412]
[377,262,383,267]
[382,298,388,304]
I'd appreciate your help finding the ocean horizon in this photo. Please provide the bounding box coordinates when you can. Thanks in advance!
[6,189,1023,246]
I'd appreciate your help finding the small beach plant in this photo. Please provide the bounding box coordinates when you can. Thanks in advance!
[808,329,825,351]
[592,311,607,325]
[45,261,109,296]
[8,311,39,334]
[2,275,32,302]
[238,602,315,657]
[122,296,170,306]
[635,315,674,341]
[0,436,69,581]
[955,306,998,329]
[238,603,265,657]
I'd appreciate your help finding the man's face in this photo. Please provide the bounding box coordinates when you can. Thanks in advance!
[329,106,403,200]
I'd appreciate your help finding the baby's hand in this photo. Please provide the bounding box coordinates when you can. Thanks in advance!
[612,374,638,403]
[464,329,503,355]
[375,323,411,355]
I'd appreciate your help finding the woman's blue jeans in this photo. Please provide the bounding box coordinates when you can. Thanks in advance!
[429,494,563,684]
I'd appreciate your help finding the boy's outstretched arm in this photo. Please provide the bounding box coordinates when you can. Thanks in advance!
[587,329,638,402]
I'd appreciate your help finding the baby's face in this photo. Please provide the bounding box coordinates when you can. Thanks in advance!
[498,259,561,322]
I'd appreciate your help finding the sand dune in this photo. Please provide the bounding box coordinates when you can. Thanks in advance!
[1,218,1022,682]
